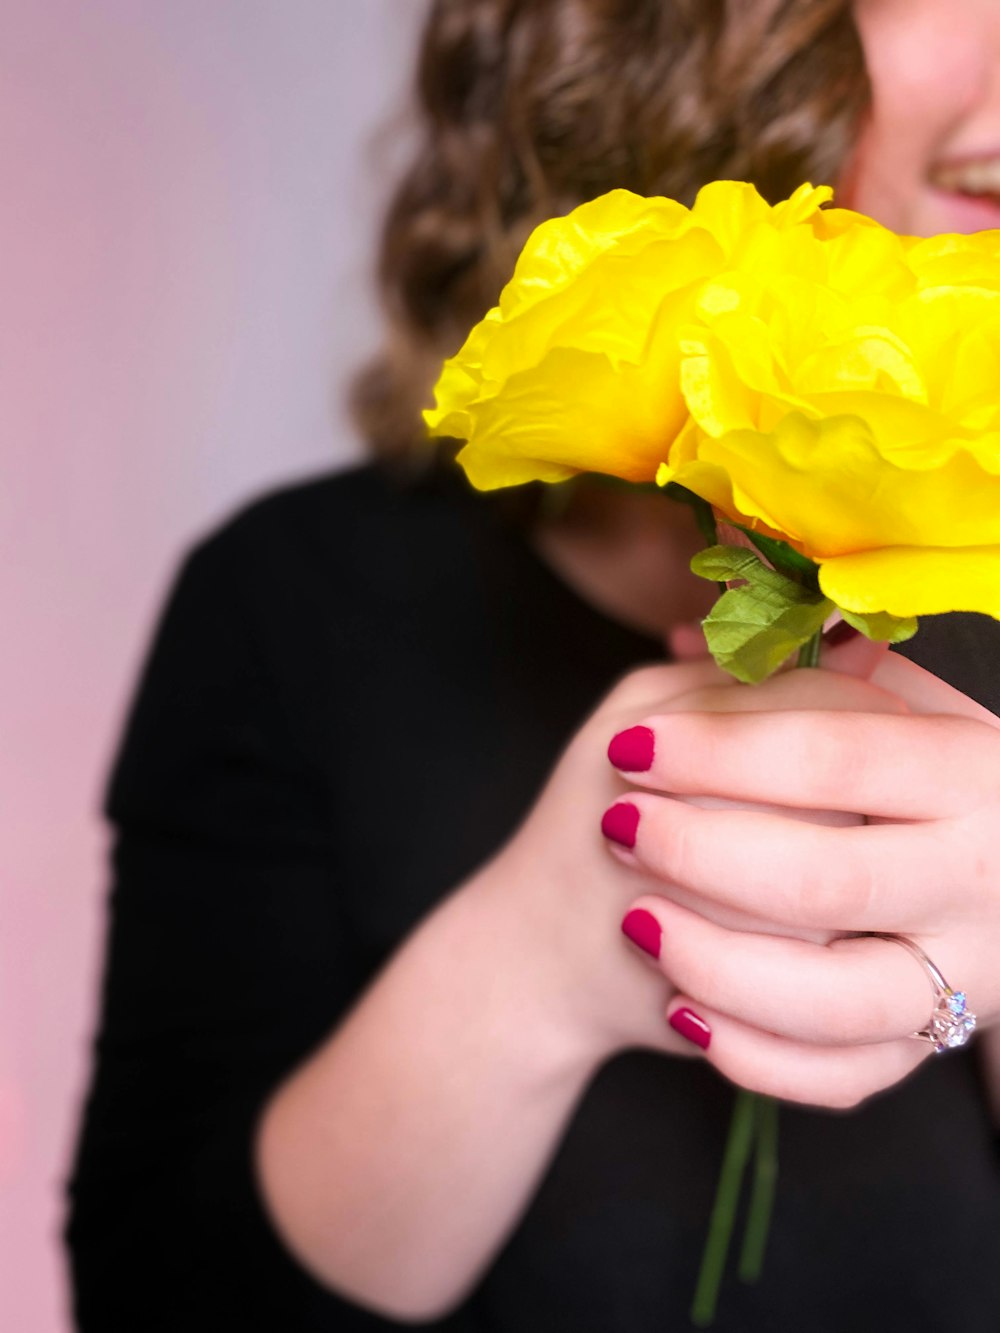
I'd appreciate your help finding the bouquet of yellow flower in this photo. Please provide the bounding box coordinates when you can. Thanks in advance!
[424,180,1000,1321]
[427,180,1000,680]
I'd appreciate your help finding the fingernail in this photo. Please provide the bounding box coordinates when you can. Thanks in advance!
[823,618,860,648]
[621,908,661,959]
[608,725,654,772]
[668,1006,711,1050]
[601,802,639,849]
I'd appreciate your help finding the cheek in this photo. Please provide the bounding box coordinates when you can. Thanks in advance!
[844,2,989,230]
[863,10,985,124]
[837,115,914,232]
[853,0,986,131]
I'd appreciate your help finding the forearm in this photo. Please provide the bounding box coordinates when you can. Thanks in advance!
[253,856,599,1323]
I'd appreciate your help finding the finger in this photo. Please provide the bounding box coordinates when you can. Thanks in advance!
[603,667,908,783]
[670,612,888,678]
[620,894,937,1045]
[609,709,997,819]
[605,658,728,716]
[820,618,892,680]
[604,795,980,931]
[635,663,911,718]
[667,621,710,661]
[661,993,927,1110]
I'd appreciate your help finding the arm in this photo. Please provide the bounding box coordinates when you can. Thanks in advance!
[63,531,370,1331]
[252,646,955,1320]
[65,508,728,1328]
[254,854,598,1323]
[253,659,749,1321]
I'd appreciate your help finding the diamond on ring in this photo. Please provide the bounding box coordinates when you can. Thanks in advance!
[847,932,977,1054]
[929,989,977,1052]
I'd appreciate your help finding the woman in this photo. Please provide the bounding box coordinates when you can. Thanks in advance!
[64,1,1000,1329]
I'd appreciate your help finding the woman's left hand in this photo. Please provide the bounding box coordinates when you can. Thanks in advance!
[602,642,1000,1110]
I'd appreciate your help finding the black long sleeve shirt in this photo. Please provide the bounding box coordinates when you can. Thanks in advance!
[64,460,1000,1331]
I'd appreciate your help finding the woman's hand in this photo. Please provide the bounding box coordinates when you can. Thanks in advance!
[257,652,793,1322]
[603,646,1000,1110]
[485,636,912,1075]
[256,643,992,1321]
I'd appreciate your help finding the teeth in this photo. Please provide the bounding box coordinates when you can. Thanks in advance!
[931,158,1000,196]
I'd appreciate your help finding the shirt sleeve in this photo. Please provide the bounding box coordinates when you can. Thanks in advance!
[61,526,400,1331]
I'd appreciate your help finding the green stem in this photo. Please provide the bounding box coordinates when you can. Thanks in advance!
[670,486,725,597]
[689,494,719,549]
[690,1089,758,1327]
[797,627,822,668]
[738,1095,779,1282]
[681,504,818,1325]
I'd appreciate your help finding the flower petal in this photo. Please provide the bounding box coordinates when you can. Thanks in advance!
[819,546,1000,618]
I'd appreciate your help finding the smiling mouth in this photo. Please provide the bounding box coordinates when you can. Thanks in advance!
[928,157,1000,199]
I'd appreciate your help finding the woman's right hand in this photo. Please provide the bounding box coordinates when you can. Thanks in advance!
[254,641,910,1322]
[254,660,744,1321]
[481,641,903,1074]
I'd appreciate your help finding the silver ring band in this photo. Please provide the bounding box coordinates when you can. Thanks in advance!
[848,932,977,1053]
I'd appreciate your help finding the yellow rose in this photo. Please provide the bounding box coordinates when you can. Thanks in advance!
[426,180,1000,621]
[424,183,831,488]
[657,214,1000,619]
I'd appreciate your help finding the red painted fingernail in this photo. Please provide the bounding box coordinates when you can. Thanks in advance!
[608,725,655,772]
[823,618,860,647]
[601,802,640,849]
[621,908,661,959]
[669,1006,711,1050]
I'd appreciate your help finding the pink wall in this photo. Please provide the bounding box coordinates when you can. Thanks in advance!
[0,4,426,1327]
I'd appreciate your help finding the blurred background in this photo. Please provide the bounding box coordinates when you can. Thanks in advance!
[0,2,427,1326]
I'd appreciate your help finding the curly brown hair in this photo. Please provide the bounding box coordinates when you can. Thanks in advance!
[350,0,869,470]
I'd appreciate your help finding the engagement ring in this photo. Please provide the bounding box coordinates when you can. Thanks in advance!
[848,932,977,1053]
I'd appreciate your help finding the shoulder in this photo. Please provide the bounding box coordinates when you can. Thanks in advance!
[179,460,496,628]
[194,459,478,570]
[110,460,509,809]
[108,465,451,832]
[208,461,403,546]
[104,457,520,830]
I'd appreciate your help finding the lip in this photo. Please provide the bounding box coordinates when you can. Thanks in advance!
[924,150,1000,231]
[925,184,1000,233]
[930,147,1000,171]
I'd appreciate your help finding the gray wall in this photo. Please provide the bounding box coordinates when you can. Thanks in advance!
[0,4,428,1326]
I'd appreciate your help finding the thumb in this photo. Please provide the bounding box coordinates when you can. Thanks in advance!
[822,618,1000,726]
[667,620,711,662]
[817,617,891,681]
[669,615,890,675]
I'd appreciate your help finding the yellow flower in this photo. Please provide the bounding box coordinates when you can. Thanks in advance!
[424,181,836,486]
[426,180,1000,621]
[658,215,1000,619]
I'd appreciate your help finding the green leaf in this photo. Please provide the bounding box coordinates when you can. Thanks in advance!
[690,544,768,584]
[691,546,833,683]
[734,526,820,590]
[839,608,919,643]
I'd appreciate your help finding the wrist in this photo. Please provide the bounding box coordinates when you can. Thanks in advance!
[459,848,609,1087]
